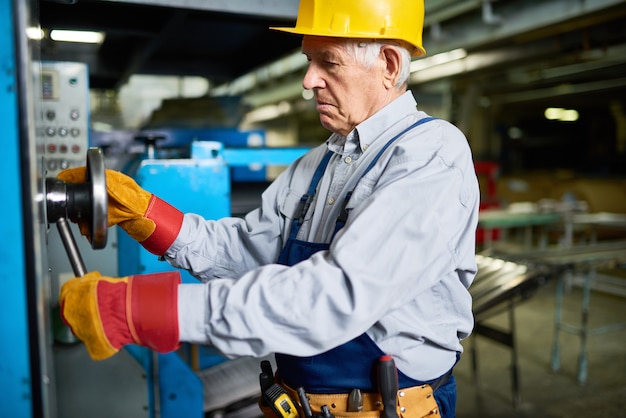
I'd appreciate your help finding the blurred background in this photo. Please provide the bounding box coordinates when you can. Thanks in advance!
[1,1,625,417]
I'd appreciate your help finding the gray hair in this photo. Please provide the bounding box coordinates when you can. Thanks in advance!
[343,39,411,89]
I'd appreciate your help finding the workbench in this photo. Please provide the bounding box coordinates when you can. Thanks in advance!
[491,240,626,384]
[478,208,562,250]
[469,254,552,408]
[566,212,626,245]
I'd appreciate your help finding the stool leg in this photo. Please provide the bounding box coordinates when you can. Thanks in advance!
[551,274,565,372]
[577,269,593,385]
[509,299,521,409]
[470,335,479,388]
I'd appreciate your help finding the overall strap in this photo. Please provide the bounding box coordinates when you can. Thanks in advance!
[288,151,334,241]
[362,117,437,177]
[336,117,437,226]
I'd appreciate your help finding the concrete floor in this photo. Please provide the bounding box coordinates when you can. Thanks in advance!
[54,342,149,418]
[455,278,626,418]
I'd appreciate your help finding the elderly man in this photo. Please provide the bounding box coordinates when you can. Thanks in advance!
[59,1,479,417]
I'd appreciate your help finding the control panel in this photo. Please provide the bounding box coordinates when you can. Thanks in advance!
[39,61,90,176]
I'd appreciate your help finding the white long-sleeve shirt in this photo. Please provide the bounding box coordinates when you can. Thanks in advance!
[165,91,479,381]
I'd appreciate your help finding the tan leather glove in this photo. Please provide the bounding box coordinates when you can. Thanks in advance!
[60,271,180,361]
[58,167,183,255]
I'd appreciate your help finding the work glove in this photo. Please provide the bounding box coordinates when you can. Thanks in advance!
[59,271,181,361]
[57,167,183,255]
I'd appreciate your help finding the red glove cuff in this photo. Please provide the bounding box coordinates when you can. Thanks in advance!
[141,195,184,255]
[96,272,181,354]
[97,280,132,350]
[127,272,181,353]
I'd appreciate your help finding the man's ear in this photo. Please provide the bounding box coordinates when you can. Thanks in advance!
[380,45,402,89]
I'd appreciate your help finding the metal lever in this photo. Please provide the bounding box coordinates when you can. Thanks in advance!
[56,217,87,277]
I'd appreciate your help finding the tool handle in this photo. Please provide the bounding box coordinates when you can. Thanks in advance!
[297,387,313,418]
[260,360,274,392]
[378,355,399,418]
[348,388,363,412]
[320,405,334,418]
[261,360,274,383]
[57,217,87,277]
[260,373,272,394]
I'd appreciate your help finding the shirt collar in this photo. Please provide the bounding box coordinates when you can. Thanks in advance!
[355,91,417,151]
[326,91,418,155]
[327,129,359,155]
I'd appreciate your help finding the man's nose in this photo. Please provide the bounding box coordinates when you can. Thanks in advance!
[302,64,322,90]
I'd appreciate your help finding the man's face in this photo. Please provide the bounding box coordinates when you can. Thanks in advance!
[301,36,391,137]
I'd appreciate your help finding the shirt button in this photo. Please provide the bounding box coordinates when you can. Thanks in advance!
[363,144,369,150]
[344,156,352,164]
[328,197,336,205]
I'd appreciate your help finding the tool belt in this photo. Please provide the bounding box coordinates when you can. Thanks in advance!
[259,381,440,418]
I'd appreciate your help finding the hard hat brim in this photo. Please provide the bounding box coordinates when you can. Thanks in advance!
[270,26,426,57]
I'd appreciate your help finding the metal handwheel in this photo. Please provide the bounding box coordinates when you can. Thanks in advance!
[45,147,108,276]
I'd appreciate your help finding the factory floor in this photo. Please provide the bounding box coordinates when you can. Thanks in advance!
[455,277,626,418]
[53,273,625,418]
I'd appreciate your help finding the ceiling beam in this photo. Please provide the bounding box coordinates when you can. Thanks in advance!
[424,0,626,56]
[490,77,626,105]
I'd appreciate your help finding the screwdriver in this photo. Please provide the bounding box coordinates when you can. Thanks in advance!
[297,387,314,418]
[378,355,399,418]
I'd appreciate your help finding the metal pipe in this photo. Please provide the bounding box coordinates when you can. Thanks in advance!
[56,217,87,277]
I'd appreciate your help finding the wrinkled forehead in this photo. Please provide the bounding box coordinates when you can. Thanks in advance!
[302,35,348,54]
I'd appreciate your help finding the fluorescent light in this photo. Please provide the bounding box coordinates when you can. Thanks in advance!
[544,108,561,120]
[92,121,113,132]
[410,48,467,73]
[26,27,44,40]
[50,29,105,44]
[544,107,579,122]
[561,109,579,122]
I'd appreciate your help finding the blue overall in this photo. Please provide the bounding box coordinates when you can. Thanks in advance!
[274,118,457,417]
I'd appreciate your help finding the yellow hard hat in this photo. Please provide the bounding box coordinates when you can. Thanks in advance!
[271,0,426,57]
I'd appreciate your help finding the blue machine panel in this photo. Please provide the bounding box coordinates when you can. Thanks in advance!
[0,1,33,416]
[117,142,230,283]
[136,128,273,182]
[138,127,265,149]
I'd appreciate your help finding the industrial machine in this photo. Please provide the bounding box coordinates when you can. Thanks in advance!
[0,1,81,415]
[113,129,308,418]
[0,2,306,417]
[39,61,120,340]
[39,62,91,177]
[1,15,148,413]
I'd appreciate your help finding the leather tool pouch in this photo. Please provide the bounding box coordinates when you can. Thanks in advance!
[259,384,439,418]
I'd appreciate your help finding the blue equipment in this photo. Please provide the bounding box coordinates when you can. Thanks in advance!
[1,2,309,412]
[0,1,36,416]
[118,141,231,284]
[117,130,309,418]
